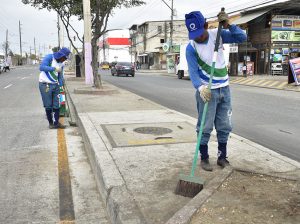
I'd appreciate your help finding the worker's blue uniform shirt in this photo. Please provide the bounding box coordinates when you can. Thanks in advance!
[186,24,246,90]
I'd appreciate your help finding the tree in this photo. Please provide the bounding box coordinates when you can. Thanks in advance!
[22,0,145,88]
[2,41,11,57]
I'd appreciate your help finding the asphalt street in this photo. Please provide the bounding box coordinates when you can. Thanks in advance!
[101,70,300,162]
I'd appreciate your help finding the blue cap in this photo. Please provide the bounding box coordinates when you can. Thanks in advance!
[53,47,71,59]
[185,11,206,40]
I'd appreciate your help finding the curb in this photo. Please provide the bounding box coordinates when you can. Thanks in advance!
[66,83,146,224]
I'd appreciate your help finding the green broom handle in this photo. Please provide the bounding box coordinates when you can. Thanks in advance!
[190,9,224,177]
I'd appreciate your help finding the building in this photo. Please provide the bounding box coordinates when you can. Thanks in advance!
[129,20,188,71]
[98,29,132,64]
[230,0,300,76]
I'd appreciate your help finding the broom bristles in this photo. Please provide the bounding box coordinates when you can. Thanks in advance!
[175,179,203,198]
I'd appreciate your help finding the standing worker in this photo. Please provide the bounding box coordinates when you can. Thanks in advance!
[39,47,71,129]
[185,10,246,171]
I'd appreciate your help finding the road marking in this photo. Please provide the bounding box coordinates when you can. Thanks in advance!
[267,81,280,87]
[260,80,274,87]
[4,84,12,89]
[57,118,75,222]
[277,82,288,89]
[21,77,27,80]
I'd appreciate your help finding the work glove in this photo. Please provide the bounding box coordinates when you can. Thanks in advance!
[55,66,62,73]
[217,11,229,23]
[198,85,211,103]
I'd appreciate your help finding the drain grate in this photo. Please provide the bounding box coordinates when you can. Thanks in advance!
[133,127,173,135]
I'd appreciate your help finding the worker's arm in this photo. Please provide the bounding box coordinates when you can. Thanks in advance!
[221,24,247,44]
[186,43,204,89]
[39,54,55,72]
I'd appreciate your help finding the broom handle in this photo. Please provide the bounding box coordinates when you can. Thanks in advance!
[190,8,224,177]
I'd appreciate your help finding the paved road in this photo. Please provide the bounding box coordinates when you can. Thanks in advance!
[101,70,300,162]
[0,66,109,223]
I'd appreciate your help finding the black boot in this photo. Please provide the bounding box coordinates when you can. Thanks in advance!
[53,109,66,129]
[45,109,54,128]
[199,144,213,171]
[217,142,230,168]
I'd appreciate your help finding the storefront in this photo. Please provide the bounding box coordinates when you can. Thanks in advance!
[270,15,300,75]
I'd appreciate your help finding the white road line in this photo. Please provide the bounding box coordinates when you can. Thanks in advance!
[4,84,12,89]
[21,77,26,80]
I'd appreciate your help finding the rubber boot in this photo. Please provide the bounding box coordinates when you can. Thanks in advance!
[53,108,66,129]
[217,142,230,168]
[45,109,54,128]
[199,144,213,171]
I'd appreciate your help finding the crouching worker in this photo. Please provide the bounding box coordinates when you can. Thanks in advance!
[39,47,71,129]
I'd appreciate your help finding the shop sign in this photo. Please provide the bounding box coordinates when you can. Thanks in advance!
[289,57,300,85]
[229,45,238,53]
[272,15,300,31]
[271,30,300,42]
[172,45,180,53]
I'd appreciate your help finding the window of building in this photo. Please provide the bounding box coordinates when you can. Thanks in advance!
[158,26,162,33]
[160,39,165,43]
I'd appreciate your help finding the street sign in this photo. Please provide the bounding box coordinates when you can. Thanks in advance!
[162,43,169,52]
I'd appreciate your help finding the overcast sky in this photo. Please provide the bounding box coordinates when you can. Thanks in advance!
[0,0,286,56]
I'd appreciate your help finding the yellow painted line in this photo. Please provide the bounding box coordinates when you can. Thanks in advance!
[230,78,244,83]
[267,81,281,87]
[276,82,288,89]
[256,80,272,87]
[251,79,268,86]
[259,80,274,87]
[232,78,247,84]
[57,118,75,222]
[242,79,258,85]
[237,79,253,84]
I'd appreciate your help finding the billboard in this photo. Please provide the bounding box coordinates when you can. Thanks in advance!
[272,15,300,42]
[271,30,300,42]
[272,15,300,31]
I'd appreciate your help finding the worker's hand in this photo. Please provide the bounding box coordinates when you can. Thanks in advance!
[198,85,211,103]
[218,10,230,29]
[55,66,62,73]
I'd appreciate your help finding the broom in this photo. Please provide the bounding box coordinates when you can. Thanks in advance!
[175,8,225,198]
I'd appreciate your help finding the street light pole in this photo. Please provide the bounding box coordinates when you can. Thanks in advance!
[170,0,173,53]
[83,0,94,85]
[161,0,173,52]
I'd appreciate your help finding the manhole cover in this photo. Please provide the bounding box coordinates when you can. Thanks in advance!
[133,127,173,135]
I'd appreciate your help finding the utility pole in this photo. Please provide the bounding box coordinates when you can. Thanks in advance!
[161,0,173,52]
[34,37,37,61]
[170,0,174,53]
[5,29,8,58]
[57,13,61,49]
[83,0,94,85]
[19,20,23,64]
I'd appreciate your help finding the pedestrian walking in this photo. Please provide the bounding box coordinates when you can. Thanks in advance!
[39,47,71,129]
[185,10,246,171]
[136,60,140,70]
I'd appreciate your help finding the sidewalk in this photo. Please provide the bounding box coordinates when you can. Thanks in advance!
[65,73,300,224]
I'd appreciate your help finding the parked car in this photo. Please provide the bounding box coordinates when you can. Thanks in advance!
[111,62,135,77]
[100,62,110,70]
